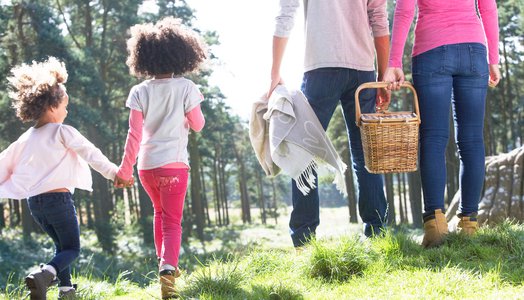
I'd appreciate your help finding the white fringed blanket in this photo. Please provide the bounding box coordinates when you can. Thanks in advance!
[249,85,347,195]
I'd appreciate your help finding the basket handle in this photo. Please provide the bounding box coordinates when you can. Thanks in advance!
[355,81,420,127]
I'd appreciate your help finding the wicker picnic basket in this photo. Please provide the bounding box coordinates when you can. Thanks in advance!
[355,82,420,174]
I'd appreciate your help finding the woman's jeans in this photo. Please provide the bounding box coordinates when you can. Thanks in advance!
[139,167,188,267]
[412,43,489,216]
[290,68,388,247]
[27,192,80,287]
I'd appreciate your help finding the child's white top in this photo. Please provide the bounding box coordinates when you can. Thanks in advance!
[0,123,118,199]
[126,77,203,170]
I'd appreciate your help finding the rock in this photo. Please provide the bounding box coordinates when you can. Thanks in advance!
[446,146,524,225]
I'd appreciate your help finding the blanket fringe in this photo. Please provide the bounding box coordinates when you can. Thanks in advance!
[295,158,348,196]
[295,161,317,196]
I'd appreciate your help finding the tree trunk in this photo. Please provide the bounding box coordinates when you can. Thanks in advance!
[21,200,37,240]
[341,147,358,223]
[123,188,131,225]
[271,178,279,225]
[397,173,405,223]
[200,164,211,225]
[234,146,251,224]
[446,116,459,206]
[213,152,222,226]
[11,200,21,227]
[138,179,154,247]
[85,197,94,229]
[446,139,459,206]
[91,173,115,254]
[408,171,423,227]
[501,38,512,151]
[219,157,230,225]
[385,174,395,225]
[484,101,495,156]
[402,174,409,223]
[256,169,267,225]
[83,0,93,48]
[132,186,141,222]
[77,198,84,227]
[0,202,5,233]
[189,133,205,241]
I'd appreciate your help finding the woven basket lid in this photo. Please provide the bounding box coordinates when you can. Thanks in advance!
[360,112,419,123]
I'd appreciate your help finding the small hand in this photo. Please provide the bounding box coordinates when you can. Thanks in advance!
[488,64,501,88]
[114,175,134,188]
[126,177,135,187]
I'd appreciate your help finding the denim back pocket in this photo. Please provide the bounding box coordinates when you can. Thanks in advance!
[302,68,344,101]
[412,46,447,77]
[468,43,489,76]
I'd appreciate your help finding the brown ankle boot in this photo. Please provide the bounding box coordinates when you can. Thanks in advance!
[422,209,449,248]
[457,214,478,235]
[160,269,179,299]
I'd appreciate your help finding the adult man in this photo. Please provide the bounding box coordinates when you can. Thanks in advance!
[268,0,391,247]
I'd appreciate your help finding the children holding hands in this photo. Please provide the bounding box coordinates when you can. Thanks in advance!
[1,15,207,300]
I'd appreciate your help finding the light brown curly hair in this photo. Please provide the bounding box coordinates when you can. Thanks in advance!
[7,57,68,122]
[126,17,207,78]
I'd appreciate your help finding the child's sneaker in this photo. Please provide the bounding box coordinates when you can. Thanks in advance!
[58,284,77,300]
[160,269,179,299]
[25,268,55,300]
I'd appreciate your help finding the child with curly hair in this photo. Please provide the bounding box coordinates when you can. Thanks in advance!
[116,17,207,299]
[0,57,122,300]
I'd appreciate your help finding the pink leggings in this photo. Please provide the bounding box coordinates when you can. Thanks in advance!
[138,167,188,267]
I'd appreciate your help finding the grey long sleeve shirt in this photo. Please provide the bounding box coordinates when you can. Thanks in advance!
[275,0,389,72]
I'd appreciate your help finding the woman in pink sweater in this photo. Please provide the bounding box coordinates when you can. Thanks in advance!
[116,17,206,299]
[384,0,501,248]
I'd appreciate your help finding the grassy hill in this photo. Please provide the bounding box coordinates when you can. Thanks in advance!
[1,210,524,299]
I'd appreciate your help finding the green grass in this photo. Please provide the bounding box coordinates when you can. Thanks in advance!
[2,220,524,299]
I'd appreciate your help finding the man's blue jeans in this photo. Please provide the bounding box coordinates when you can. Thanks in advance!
[27,192,80,287]
[412,43,489,216]
[289,68,388,247]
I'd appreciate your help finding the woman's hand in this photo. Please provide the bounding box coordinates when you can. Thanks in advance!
[383,67,405,91]
[488,64,501,87]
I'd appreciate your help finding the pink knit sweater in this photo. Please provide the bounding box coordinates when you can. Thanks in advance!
[117,105,205,180]
[388,0,499,68]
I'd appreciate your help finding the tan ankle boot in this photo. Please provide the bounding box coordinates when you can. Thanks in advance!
[422,209,449,248]
[457,216,478,235]
[160,269,179,299]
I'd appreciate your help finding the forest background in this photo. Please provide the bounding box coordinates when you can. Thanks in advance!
[0,0,522,296]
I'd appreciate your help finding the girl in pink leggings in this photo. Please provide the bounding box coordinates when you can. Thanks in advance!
[116,17,207,299]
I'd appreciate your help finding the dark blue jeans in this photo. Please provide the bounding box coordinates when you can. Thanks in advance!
[412,43,489,216]
[27,192,80,287]
[289,68,388,247]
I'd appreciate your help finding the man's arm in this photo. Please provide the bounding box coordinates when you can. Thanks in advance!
[268,0,300,98]
[268,36,289,97]
[374,35,390,81]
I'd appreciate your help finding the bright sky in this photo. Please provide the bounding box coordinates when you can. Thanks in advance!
[188,1,305,121]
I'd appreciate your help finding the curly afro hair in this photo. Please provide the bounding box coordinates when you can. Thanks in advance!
[7,57,68,123]
[126,17,207,78]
